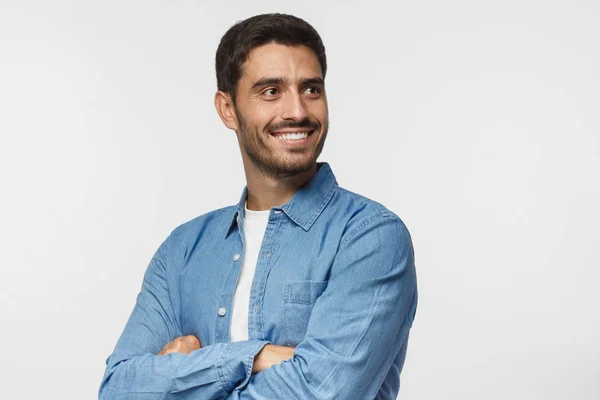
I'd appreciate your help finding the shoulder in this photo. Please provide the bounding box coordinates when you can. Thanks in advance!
[163,205,236,251]
[328,186,415,280]
[332,186,411,248]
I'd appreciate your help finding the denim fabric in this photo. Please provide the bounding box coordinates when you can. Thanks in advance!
[99,162,418,400]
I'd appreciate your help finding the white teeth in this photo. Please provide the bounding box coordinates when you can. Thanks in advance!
[275,132,309,140]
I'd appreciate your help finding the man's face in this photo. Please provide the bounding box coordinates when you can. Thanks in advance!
[232,43,329,177]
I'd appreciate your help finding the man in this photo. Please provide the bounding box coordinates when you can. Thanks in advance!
[100,13,417,400]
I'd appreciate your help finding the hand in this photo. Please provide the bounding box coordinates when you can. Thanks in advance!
[158,335,201,356]
[252,344,295,373]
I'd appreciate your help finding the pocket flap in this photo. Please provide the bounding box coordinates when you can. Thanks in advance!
[284,280,328,304]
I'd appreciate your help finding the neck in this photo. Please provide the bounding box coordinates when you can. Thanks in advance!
[243,162,318,211]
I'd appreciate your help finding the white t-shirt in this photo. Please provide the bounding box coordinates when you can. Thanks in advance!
[230,205,270,342]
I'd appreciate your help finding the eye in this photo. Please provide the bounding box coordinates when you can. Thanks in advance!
[262,88,280,97]
[304,86,321,96]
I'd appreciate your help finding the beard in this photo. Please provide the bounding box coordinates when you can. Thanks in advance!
[235,106,328,178]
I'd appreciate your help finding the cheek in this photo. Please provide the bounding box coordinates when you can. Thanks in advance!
[308,101,328,124]
[248,105,278,131]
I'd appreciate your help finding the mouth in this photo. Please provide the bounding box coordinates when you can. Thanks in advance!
[269,130,315,142]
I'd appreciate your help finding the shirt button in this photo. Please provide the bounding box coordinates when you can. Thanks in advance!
[266,252,271,258]
[218,307,227,316]
[233,254,240,262]
[254,303,259,312]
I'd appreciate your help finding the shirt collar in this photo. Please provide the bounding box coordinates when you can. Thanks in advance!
[226,162,338,237]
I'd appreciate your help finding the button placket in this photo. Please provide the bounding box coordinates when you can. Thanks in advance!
[214,225,244,342]
[249,214,286,339]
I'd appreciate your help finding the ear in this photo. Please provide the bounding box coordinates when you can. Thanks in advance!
[214,91,239,131]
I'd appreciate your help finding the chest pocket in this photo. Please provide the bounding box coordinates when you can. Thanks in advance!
[283,280,328,346]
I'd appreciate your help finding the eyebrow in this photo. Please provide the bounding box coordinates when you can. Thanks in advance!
[300,77,325,87]
[250,76,325,91]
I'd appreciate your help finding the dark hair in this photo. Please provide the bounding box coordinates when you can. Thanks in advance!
[215,13,327,103]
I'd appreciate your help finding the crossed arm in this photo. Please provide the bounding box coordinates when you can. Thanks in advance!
[99,215,417,399]
[157,335,294,374]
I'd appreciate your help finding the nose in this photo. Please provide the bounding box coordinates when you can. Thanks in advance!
[280,90,308,121]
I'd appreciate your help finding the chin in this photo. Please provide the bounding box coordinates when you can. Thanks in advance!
[271,158,317,177]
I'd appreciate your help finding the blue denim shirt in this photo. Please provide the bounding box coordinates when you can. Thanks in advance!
[100,163,418,400]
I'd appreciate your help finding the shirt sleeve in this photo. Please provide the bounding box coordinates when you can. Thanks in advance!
[227,213,418,400]
[99,237,269,400]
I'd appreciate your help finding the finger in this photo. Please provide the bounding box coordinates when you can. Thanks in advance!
[185,335,201,349]
[158,343,173,356]
[158,340,177,356]
[159,348,175,356]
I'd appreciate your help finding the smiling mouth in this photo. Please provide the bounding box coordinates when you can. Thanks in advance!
[270,130,314,141]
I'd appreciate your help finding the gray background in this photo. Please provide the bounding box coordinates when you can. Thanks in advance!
[1,0,599,399]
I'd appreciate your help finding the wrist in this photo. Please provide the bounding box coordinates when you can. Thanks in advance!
[252,344,295,374]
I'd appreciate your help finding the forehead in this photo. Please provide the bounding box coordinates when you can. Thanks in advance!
[241,43,323,82]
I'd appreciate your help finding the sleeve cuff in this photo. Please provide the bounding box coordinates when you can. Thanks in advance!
[216,340,270,393]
